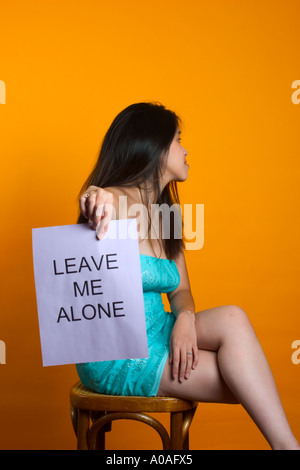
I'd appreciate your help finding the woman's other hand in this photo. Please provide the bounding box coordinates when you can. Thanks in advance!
[169,311,199,382]
[79,185,114,239]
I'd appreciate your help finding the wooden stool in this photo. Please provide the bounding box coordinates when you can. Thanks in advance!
[70,381,198,450]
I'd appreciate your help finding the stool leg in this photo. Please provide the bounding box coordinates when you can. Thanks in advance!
[183,431,189,450]
[91,413,112,450]
[76,409,90,450]
[94,427,105,450]
[170,411,184,450]
[182,407,197,450]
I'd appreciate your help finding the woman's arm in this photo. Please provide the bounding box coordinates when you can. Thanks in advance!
[167,250,199,382]
[168,251,195,316]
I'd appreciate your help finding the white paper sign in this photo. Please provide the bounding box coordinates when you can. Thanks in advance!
[32,220,149,366]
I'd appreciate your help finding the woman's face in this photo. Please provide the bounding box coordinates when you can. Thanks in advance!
[160,129,189,187]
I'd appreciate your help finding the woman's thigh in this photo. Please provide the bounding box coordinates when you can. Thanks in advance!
[156,304,249,402]
[157,348,238,403]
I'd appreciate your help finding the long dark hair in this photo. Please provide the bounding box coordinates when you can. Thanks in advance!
[78,102,184,259]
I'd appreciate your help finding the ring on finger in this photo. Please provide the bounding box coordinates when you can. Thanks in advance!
[187,351,193,356]
[85,192,95,199]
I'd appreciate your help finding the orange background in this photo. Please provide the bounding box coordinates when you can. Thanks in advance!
[0,0,299,450]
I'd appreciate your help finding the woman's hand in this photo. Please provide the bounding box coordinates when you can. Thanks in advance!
[169,311,199,382]
[79,185,114,239]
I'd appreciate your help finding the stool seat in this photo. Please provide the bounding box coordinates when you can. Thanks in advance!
[70,381,198,450]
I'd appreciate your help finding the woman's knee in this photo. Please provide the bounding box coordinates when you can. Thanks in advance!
[195,304,254,349]
[217,305,257,347]
[222,304,251,325]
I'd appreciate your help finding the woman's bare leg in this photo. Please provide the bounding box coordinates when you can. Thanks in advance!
[157,304,299,450]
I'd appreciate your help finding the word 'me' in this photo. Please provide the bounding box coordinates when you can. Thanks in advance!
[0,81,6,104]
[291,340,300,364]
[291,80,300,104]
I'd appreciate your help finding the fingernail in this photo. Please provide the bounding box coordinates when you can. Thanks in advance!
[96,226,104,239]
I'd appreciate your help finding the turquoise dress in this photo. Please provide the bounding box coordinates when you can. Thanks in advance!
[76,254,180,397]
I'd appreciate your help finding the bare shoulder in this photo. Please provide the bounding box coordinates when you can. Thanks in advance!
[104,186,140,220]
[103,186,126,199]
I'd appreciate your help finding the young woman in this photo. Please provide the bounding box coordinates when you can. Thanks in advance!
[76,102,299,450]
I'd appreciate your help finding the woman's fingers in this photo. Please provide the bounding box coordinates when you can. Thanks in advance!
[96,205,113,239]
[172,350,180,381]
[184,351,194,379]
[79,186,98,220]
[171,346,197,382]
[87,192,98,224]
[79,187,114,238]
[179,349,195,381]
[192,344,199,370]
[79,192,91,219]
[95,196,114,239]
[178,351,187,382]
